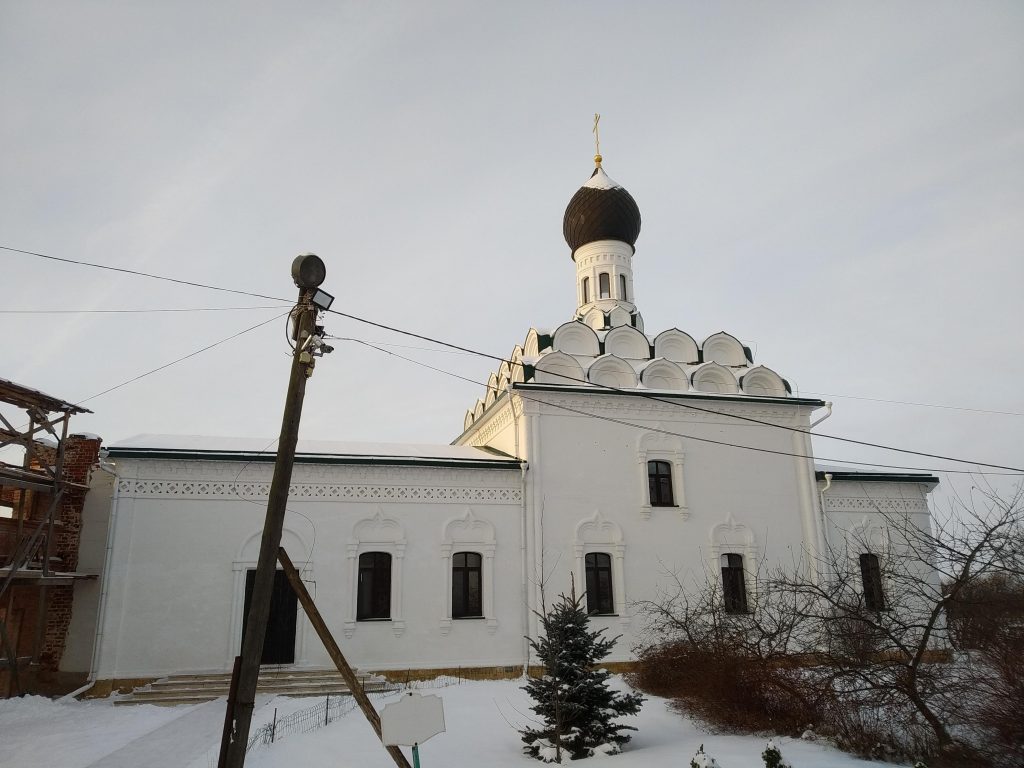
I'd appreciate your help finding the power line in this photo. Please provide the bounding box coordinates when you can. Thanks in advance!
[10,245,1022,471]
[339,337,1022,477]
[331,324,1024,473]
[799,390,1023,419]
[329,338,1020,417]
[76,312,289,405]
[2,245,286,303]
[0,305,290,315]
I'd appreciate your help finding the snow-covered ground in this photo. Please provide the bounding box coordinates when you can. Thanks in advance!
[0,677,903,768]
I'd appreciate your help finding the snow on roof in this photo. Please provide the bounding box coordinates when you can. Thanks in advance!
[110,434,516,463]
[814,463,938,482]
[582,167,621,190]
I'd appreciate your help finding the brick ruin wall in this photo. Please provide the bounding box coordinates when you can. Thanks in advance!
[2,434,101,690]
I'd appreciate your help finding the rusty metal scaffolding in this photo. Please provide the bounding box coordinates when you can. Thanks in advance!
[0,377,91,695]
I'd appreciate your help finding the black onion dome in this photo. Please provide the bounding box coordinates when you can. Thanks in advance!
[562,166,641,259]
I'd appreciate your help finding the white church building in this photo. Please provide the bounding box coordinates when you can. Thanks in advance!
[64,155,937,686]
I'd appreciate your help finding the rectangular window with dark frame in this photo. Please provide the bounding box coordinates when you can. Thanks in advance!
[599,272,610,299]
[357,551,391,620]
[452,551,483,618]
[647,460,674,506]
[860,553,886,611]
[585,552,615,615]
[619,274,628,300]
[582,277,590,304]
[721,553,748,614]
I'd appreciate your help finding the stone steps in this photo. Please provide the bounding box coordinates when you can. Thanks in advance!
[115,668,393,706]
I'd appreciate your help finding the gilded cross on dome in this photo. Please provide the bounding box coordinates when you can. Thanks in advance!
[592,113,602,167]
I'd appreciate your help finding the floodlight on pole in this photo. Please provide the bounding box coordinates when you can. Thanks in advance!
[310,288,334,311]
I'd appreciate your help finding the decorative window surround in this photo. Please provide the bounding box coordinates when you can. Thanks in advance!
[846,515,890,552]
[709,515,758,602]
[573,511,628,628]
[637,432,688,518]
[439,509,497,635]
[345,510,406,639]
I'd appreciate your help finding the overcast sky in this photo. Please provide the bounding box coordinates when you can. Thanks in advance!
[2,2,1022,505]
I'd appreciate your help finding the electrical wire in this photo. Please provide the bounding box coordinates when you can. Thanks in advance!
[2,245,286,302]
[8,244,1021,471]
[330,328,1024,473]
[337,337,1023,477]
[75,311,290,405]
[0,305,291,314]
[799,391,1023,419]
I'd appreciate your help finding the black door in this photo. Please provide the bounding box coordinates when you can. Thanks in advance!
[242,569,297,665]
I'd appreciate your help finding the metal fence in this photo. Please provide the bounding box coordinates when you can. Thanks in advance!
[246,686,400,752]
[244,667,526,752]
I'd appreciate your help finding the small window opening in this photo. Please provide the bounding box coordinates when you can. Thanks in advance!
[585,552,614,615]
[619,274,628,300]
[860,553,886,611]
[721,553,748,614]
[453,551,483,618]
[599,272,610,299]
[647,460,674,506]
[357,552,392,620]
[582,277,590,304]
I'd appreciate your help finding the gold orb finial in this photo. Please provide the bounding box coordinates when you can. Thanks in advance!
[594,153,603,167]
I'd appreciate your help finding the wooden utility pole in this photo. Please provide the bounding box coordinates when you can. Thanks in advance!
[221,255,328,768]
[277,547,413,768]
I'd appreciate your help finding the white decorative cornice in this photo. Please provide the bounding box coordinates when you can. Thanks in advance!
[824,496,929,515]
[466,400,516,445]
[116,477,522,504]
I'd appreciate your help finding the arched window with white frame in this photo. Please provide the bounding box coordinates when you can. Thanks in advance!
[573,512,628,626]
[345,510,406,638]
[440,510,497,635]
[637,433,687,517]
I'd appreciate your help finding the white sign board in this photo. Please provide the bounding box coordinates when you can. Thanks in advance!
[381,692,446,746]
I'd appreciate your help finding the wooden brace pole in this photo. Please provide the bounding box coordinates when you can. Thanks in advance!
[277,547,412,768]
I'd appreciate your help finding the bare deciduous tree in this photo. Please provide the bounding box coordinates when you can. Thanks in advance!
[635,486,1024,766]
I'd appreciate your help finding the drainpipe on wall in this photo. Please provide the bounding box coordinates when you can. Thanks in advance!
[808,402,834,572]
[68,459,120,699]
[507,384,532,677]
[819,472,833,555]
[810,401,833,428]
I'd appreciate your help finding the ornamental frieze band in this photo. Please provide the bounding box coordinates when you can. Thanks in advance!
[823,496,929,514]
[116,478,522,504]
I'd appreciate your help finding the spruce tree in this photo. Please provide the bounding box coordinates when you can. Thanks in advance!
[521,589,644,761]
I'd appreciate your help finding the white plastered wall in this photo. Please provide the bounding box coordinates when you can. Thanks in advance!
[91,459,526,679]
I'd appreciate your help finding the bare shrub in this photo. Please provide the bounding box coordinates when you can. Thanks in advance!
[635,486,1024,767]
[634,640,820,734]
